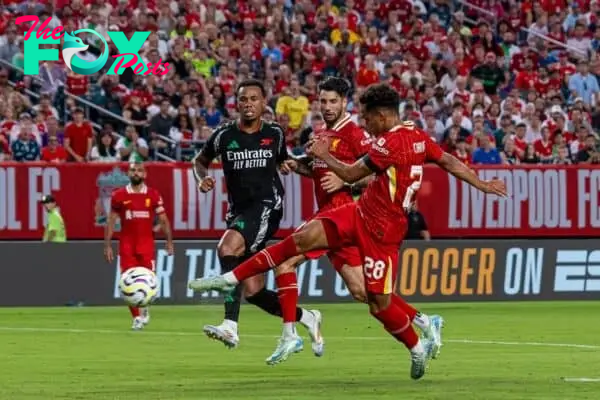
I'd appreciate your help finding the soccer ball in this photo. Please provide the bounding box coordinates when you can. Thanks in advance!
[119,267,159,307]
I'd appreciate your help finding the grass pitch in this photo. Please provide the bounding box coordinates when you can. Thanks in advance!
[0,302,599,400]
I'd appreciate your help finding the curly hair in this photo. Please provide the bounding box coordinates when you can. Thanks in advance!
[358,84,400,113]
[317,76,351,98]
[236,79,266,97]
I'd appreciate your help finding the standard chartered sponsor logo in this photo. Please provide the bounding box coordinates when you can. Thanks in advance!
[226,149,274,169]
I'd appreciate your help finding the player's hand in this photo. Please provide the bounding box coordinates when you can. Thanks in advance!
[482,178,508,197]
[104,245,114,263]
[306,136,329,159]
[198,176,216,193]
[165,241,174,256]
[321,171,345,193]
[279,159,297,175]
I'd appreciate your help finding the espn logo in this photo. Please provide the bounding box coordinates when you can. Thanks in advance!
[553,250,600,292]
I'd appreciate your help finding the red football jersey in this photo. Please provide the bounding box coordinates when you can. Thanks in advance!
[312,115,372,210]
[359,123,444,244]
[111,184,165,252]
[534,139,553,157]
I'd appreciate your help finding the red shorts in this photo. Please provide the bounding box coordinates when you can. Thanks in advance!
[119,253,155,272]
[315,202,401,295]
[304,247,362,272]
[298,206,362,272]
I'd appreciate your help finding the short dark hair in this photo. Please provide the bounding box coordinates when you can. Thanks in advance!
[236,79,266,97]
[358,83,400,113]
[318,76,351,98]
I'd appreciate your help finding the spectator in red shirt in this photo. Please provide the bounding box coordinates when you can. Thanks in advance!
[64,108,93,162]
[41,135,68,163]
[356,55,380,87]
[452,138,472,165]
[515,58,538,90]
[408,32,430,63]
[512,122,529,158]
[534,127,554,163]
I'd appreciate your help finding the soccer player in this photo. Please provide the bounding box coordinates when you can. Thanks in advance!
[104,162,174,330]
[191,79,321,349]
[189,83,507,379]
[267,76,442,365]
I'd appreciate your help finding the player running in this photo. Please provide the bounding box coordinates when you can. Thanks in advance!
[267,76,442,365]
[189,83,507,379]
[191,79,322,349]
[104,162,174,330]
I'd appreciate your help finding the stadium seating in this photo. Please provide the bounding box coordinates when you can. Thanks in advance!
[0,0,599,165]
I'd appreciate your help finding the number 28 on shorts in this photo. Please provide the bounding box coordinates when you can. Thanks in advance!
[363,256,396,294]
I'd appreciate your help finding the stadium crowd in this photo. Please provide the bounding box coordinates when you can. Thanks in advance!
[0,0,599,165]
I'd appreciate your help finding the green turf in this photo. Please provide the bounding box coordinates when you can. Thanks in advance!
[0,302,599,400]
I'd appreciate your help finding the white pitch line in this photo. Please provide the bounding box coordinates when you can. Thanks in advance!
[562,378,600,382]
[448,339,600,350]
[0,326,598,350]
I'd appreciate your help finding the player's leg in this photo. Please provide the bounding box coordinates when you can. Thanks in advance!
[188,218,333,291]
[201,207,317,349]
[137,256,156,327]
[188,204,358,294]
[349,207,433,379]
[274,256,324,358]
[333,248,442,357]
[119,253,143,330]
[240,205,319,338]
[360,243,433,380]
[202,228,246,348]
[188,205,352,364]
[329,248,366,303]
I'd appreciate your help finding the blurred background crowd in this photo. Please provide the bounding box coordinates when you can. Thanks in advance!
[0,0,599,166]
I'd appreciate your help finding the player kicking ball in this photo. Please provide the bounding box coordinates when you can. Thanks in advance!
[267,77,443,365]
[191,79,322,351]
[104,162,174,330]
[189,84,507,379]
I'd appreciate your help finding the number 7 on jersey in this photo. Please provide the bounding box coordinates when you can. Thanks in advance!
[402,165,423,211]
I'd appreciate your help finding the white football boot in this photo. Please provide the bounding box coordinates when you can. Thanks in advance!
[131,317,145,331]
[298,309,324,357]
[140,307,150,326]
[203,321,240,349]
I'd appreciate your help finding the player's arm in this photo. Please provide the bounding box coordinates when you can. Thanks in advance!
[435,152,507,196]
[192,129,219,192]
[192,151,213,183]
[349,130,376,189]
[154,193,174,255]
[347,174,375,190]
[319,154,373,184]
[308,137,374,183]
[104,195,119,263]
[287,153,314,178]
[104,211,118,244]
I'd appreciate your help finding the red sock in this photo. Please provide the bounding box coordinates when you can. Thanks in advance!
[128,306,141,318]
[392,294,418,321]
[233,236,299,281]
[371,302,419,350]
[275,272,299,323]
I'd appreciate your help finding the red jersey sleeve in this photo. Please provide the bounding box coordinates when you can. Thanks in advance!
[363,135,397,172]
[151,189,165,215]
[424,134,444,162]
[350,127,373,158]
